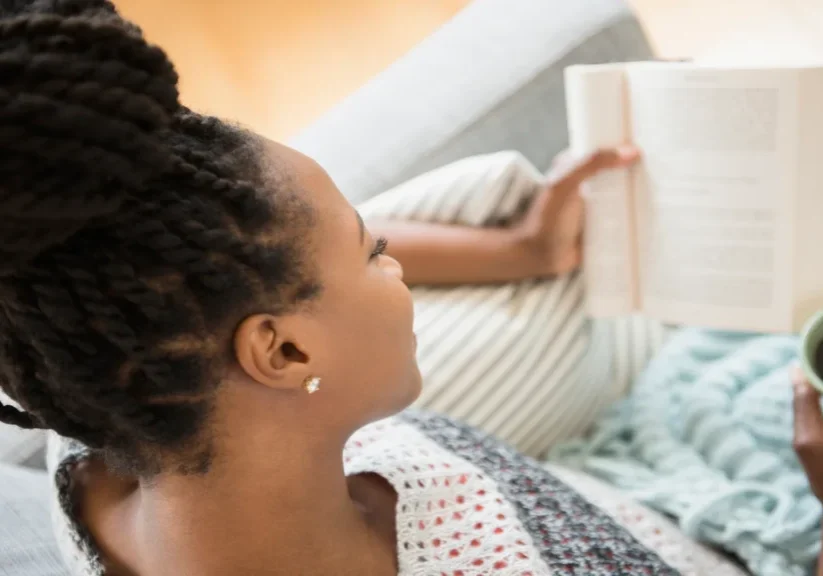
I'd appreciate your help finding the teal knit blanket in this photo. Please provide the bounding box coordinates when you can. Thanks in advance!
[553,329,821,576]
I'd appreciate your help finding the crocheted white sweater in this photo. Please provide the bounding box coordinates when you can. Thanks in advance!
[344,418,551,575]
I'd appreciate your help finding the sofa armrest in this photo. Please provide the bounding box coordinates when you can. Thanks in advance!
[289,0,653,204]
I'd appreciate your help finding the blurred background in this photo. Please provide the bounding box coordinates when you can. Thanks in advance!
[117,0,823,141]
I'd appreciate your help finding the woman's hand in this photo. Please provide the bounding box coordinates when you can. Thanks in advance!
[792,367,823,502]
[514,146,640,277]
[791,367,823,576]
[366,145,639,286]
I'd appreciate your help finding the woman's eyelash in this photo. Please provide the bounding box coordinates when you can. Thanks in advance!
[370,236,388,259]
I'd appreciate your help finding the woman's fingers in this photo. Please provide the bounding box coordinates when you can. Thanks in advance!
[550,148,574,169]
[540,146,639,220]
[551,245,582,276]
[548,146,640,196]
[792,366,823,455]
[792,366,823,501]
[528,146,639,277]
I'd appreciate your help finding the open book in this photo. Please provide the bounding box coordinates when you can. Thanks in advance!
[565,62,823,333]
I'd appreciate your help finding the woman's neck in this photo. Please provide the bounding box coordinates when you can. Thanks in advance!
[133,423,397,576]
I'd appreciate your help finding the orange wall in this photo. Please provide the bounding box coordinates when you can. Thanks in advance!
[115,0,471,140]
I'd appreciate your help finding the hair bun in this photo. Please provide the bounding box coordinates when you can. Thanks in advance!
[0,0,181,271]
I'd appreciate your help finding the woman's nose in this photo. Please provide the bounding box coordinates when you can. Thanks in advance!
[384,255,403,281]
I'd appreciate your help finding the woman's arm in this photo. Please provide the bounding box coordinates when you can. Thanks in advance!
[369,147,639,286]
[368,220,542,285]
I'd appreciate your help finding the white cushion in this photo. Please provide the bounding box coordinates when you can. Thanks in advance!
[0,393,47,468]
[0,425,46,467]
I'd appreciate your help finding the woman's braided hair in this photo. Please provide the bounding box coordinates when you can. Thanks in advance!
[0,0,319,475]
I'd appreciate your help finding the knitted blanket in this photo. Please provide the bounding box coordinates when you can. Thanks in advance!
[553,329,820,576]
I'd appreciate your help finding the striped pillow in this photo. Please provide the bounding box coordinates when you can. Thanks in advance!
[359,152,668,457]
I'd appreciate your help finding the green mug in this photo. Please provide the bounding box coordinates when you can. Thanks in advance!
[800,310,823,393]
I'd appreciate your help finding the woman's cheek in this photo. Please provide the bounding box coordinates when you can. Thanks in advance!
[371,279,413,363]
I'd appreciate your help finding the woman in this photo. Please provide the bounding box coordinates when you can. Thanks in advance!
[0,1,759,575]
[793,370,823,576]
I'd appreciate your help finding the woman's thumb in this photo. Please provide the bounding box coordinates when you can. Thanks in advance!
[792,365,823,447]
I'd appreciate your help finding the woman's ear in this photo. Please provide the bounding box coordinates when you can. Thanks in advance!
[233,314,310,390]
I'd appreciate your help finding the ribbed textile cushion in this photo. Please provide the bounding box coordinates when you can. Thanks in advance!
[0,463,67,576]
[359,152,668,457]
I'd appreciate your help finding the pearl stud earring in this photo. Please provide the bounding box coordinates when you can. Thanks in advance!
[302,376,321,394]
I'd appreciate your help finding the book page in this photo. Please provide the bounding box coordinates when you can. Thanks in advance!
[565,64,637,317]
[792,69,823,330]
[628,65,798,332]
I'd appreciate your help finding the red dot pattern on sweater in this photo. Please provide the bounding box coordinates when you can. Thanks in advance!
[342,419,549,575]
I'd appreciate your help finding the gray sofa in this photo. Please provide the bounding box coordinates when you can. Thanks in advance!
[0,0,652,573]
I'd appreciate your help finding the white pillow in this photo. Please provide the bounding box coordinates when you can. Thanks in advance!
[0,392,47,467]
[359,152,667,457]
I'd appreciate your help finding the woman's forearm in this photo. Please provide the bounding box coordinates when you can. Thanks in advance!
[368,220,541,285]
